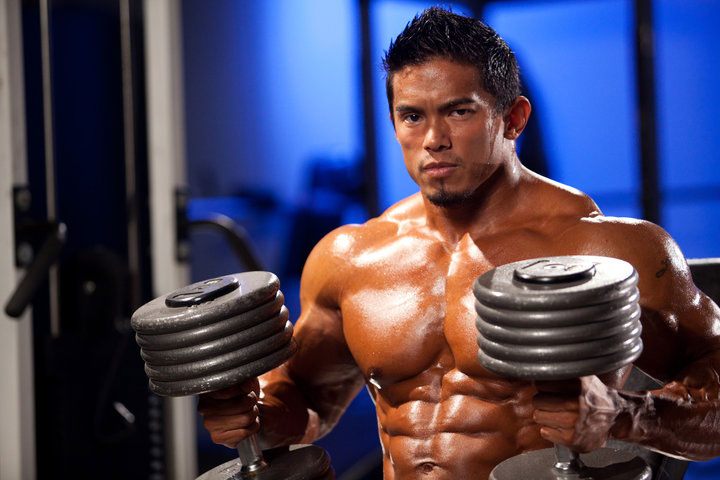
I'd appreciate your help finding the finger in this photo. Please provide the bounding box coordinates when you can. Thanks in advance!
[206,378,260,400]
[532,393,579,412]
[539,426,574,446]
[208,419,261,449]
[198,391,258,415]
[533,410,577,429]
[203,406,260,432]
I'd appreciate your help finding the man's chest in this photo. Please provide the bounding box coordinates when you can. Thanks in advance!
[338,234,510,386]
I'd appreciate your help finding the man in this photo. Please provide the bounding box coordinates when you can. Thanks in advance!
[199,7,720,479]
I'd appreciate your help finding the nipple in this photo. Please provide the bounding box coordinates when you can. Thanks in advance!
[367,367,382,390]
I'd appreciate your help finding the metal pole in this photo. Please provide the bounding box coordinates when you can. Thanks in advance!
[143,0,196,478]
[119,0,141,310]
[39,0,60,337]
[0,0,37,477]
[634,0,661,224]
[359,0,379,218]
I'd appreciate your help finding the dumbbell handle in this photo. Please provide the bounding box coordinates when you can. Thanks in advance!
[553,445,584,475]
[236,435,268,474]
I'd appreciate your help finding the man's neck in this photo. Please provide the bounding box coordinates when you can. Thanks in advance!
[422,156,527,246]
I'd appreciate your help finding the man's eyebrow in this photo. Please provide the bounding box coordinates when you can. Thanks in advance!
[439,97,477,111]
[394,104,419,114]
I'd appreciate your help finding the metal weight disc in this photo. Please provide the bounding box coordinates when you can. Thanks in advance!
[196,445,331,480]
[149,340,297,396]
[141,306,289,365]
[136,291,284,350]
[476,304,641,346]
[489,446,651,480]
[474,289,639,329]
[477,338,642,380]
[131,271,280,334]
[477,324,642,363]
[145,321,294,381]
[473,256,638,311]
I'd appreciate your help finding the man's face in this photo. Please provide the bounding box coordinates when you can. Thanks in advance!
[391,57,506,207]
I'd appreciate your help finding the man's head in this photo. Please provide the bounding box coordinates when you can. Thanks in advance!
[382,7,520,117]
[384,8,530,209]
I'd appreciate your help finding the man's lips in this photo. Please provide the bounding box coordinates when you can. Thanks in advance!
[422,162,459,178]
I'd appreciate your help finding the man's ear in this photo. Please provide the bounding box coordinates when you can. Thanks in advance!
[503,96,531,140]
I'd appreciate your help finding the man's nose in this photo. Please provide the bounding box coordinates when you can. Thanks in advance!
[423,119,451,152]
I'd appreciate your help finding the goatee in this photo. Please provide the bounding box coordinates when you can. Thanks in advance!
[425,189,473,207]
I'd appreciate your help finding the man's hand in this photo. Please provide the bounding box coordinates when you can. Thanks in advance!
[198,378,261,448]
[533,376,631,452]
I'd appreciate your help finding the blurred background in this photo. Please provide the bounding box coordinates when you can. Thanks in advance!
[1,0,718,479]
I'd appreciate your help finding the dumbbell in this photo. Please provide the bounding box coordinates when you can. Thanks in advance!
[473,256,651,480]
[131,272,333,480]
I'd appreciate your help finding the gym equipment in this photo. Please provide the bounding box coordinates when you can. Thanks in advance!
[474,256,651,480]
[132,272,333,480]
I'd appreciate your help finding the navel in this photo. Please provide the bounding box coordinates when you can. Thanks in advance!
[418,461,438,474]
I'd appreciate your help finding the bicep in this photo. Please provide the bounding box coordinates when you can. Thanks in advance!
[264,230,366,431]
[612,222,720,381]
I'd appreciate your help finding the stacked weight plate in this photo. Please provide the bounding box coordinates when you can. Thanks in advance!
[132,271,296,397]
[474,256,651,480]
[473,255,643,380]
[132,272,334,480]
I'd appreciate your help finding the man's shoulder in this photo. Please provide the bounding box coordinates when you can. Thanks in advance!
[307,196,420,265]
[566,215,685,278]
[571,215,669,247]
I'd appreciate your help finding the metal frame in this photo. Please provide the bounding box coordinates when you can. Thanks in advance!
[0,0,37,478]
[143,0,196,478]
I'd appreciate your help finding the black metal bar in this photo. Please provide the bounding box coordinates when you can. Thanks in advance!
[359,0,379,218]
[5,222,66,318]
[188,215,264,272]
[634,0,661,224]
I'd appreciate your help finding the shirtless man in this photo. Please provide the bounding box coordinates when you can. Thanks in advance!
[199,7,720,479]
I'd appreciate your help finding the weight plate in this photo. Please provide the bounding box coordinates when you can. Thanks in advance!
[136,291,284,350]
[132,271,280,334]
[477,324,642,362]
[489,446,651,480]
[141,307,289,365]
[149,340,297,396]
[196,445,331,480]
[473,256,638,311]
[475,304,641,346]
[474,290,638,329]
[145,321,294,381]
[477,338,642,380]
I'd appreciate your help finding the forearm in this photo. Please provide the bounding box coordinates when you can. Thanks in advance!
[256,362,365,448]
[256,366,316,448]
[612,354,720,461]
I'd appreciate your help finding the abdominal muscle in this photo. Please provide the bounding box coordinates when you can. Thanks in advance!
[371,372,549,480]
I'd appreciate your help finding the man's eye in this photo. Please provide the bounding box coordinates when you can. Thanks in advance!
[452,109,471,117]
[404,114,421,123]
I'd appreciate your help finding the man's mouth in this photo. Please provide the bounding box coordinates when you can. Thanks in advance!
[422,161,459,178]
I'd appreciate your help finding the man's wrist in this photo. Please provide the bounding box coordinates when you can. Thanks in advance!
[610,389,656,443]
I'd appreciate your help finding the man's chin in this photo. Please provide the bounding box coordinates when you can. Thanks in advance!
[424,190,473,208]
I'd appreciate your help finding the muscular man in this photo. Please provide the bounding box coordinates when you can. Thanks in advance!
[199,7,720,479]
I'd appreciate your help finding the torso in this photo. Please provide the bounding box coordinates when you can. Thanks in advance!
[332,184,640,479]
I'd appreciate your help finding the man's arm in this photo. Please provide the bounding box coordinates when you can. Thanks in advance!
[534,218,720,461]
[199,227,366,448]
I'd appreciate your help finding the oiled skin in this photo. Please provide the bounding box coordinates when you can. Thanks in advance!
[199,59,720,479]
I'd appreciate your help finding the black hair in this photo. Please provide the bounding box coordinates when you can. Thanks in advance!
[382,6,520,115]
